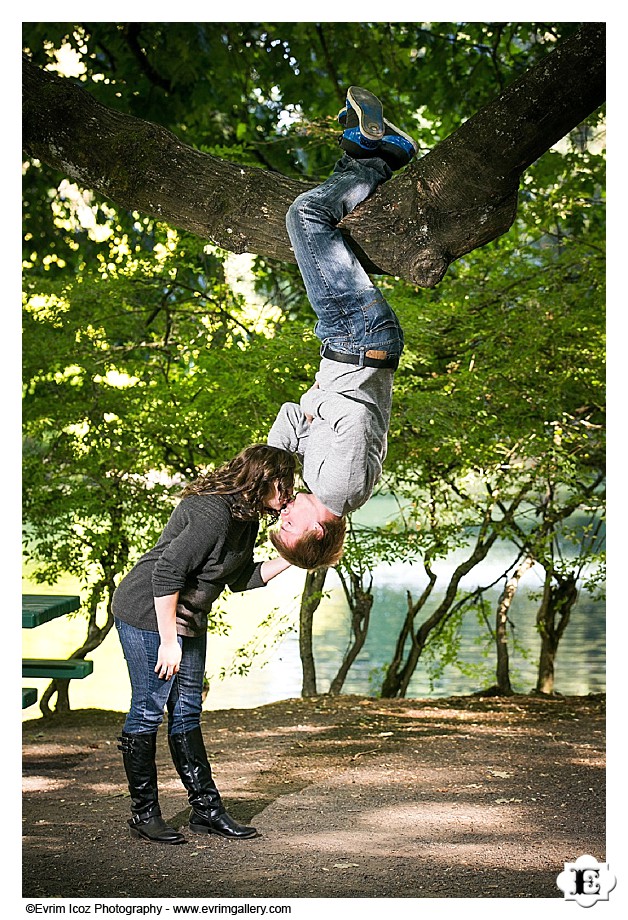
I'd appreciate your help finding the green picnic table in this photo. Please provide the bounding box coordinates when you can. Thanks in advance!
[22,594,92,709]
[22,594,81,628]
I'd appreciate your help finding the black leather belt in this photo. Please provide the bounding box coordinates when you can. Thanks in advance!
[321,345,399,370]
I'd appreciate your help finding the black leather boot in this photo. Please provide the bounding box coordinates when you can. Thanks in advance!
[168,727,258,839]
[118,732,186,844]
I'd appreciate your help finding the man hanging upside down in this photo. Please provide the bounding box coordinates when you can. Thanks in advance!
[267,86,419,569]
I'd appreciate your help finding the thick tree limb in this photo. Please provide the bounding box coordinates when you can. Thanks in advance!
[23,54,310,262]
[23,24,605,287]
[344,23,606,285]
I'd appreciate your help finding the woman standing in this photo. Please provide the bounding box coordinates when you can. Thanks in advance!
[113,444,295,844]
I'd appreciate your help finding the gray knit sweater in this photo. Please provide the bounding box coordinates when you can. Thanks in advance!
[112,493,266,637]
[267,357,394,517]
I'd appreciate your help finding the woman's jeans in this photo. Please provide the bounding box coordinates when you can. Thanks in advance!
[286,153,404,365]
[115,617,206,735]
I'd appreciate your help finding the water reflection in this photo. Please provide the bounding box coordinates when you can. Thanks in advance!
[306,572,605,698]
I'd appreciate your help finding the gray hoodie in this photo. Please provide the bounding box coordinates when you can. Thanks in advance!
[267,357,394,517]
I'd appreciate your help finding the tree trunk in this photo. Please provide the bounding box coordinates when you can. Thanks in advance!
[298,568,328,698]
[381,526,501,698]
[328,572,373,696]
[22,24,605,287]
[494,556,535,694]
[536,572,578,695]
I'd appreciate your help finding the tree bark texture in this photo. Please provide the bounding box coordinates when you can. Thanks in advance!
[22,24,605,288]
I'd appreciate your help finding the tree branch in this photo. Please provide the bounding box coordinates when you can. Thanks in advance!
[22,24,605,287]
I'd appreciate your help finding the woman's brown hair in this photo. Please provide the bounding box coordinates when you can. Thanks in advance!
[180,445,296,521]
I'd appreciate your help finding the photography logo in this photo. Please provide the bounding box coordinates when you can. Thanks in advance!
[556,854,616,907]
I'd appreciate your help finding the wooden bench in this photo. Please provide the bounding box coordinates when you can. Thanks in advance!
[22,687,38,709]
[22,658,94,680]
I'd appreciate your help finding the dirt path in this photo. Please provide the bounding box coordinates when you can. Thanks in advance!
[22,693,605,901]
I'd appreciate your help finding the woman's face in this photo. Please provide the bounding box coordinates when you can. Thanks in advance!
[264,481,293,512]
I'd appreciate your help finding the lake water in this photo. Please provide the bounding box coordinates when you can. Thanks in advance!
[21,497,605,720]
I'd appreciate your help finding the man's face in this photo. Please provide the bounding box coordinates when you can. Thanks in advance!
[276,493,321,547]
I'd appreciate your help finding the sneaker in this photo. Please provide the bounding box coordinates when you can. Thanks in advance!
[338,86,418,170]
[377,119,419,170]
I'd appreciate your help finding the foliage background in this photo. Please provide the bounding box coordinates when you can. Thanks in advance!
[21,22,605,703]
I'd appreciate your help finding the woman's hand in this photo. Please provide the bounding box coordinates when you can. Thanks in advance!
[155,639,181,681]
[153,593,181,681]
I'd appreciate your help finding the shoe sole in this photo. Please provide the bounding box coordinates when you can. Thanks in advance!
[189,822,259,839]
[346,86,384,141]
[129,827,186,844]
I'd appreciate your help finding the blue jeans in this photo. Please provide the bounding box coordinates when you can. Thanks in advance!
[115,617,206,735]
[286,153,404,364]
